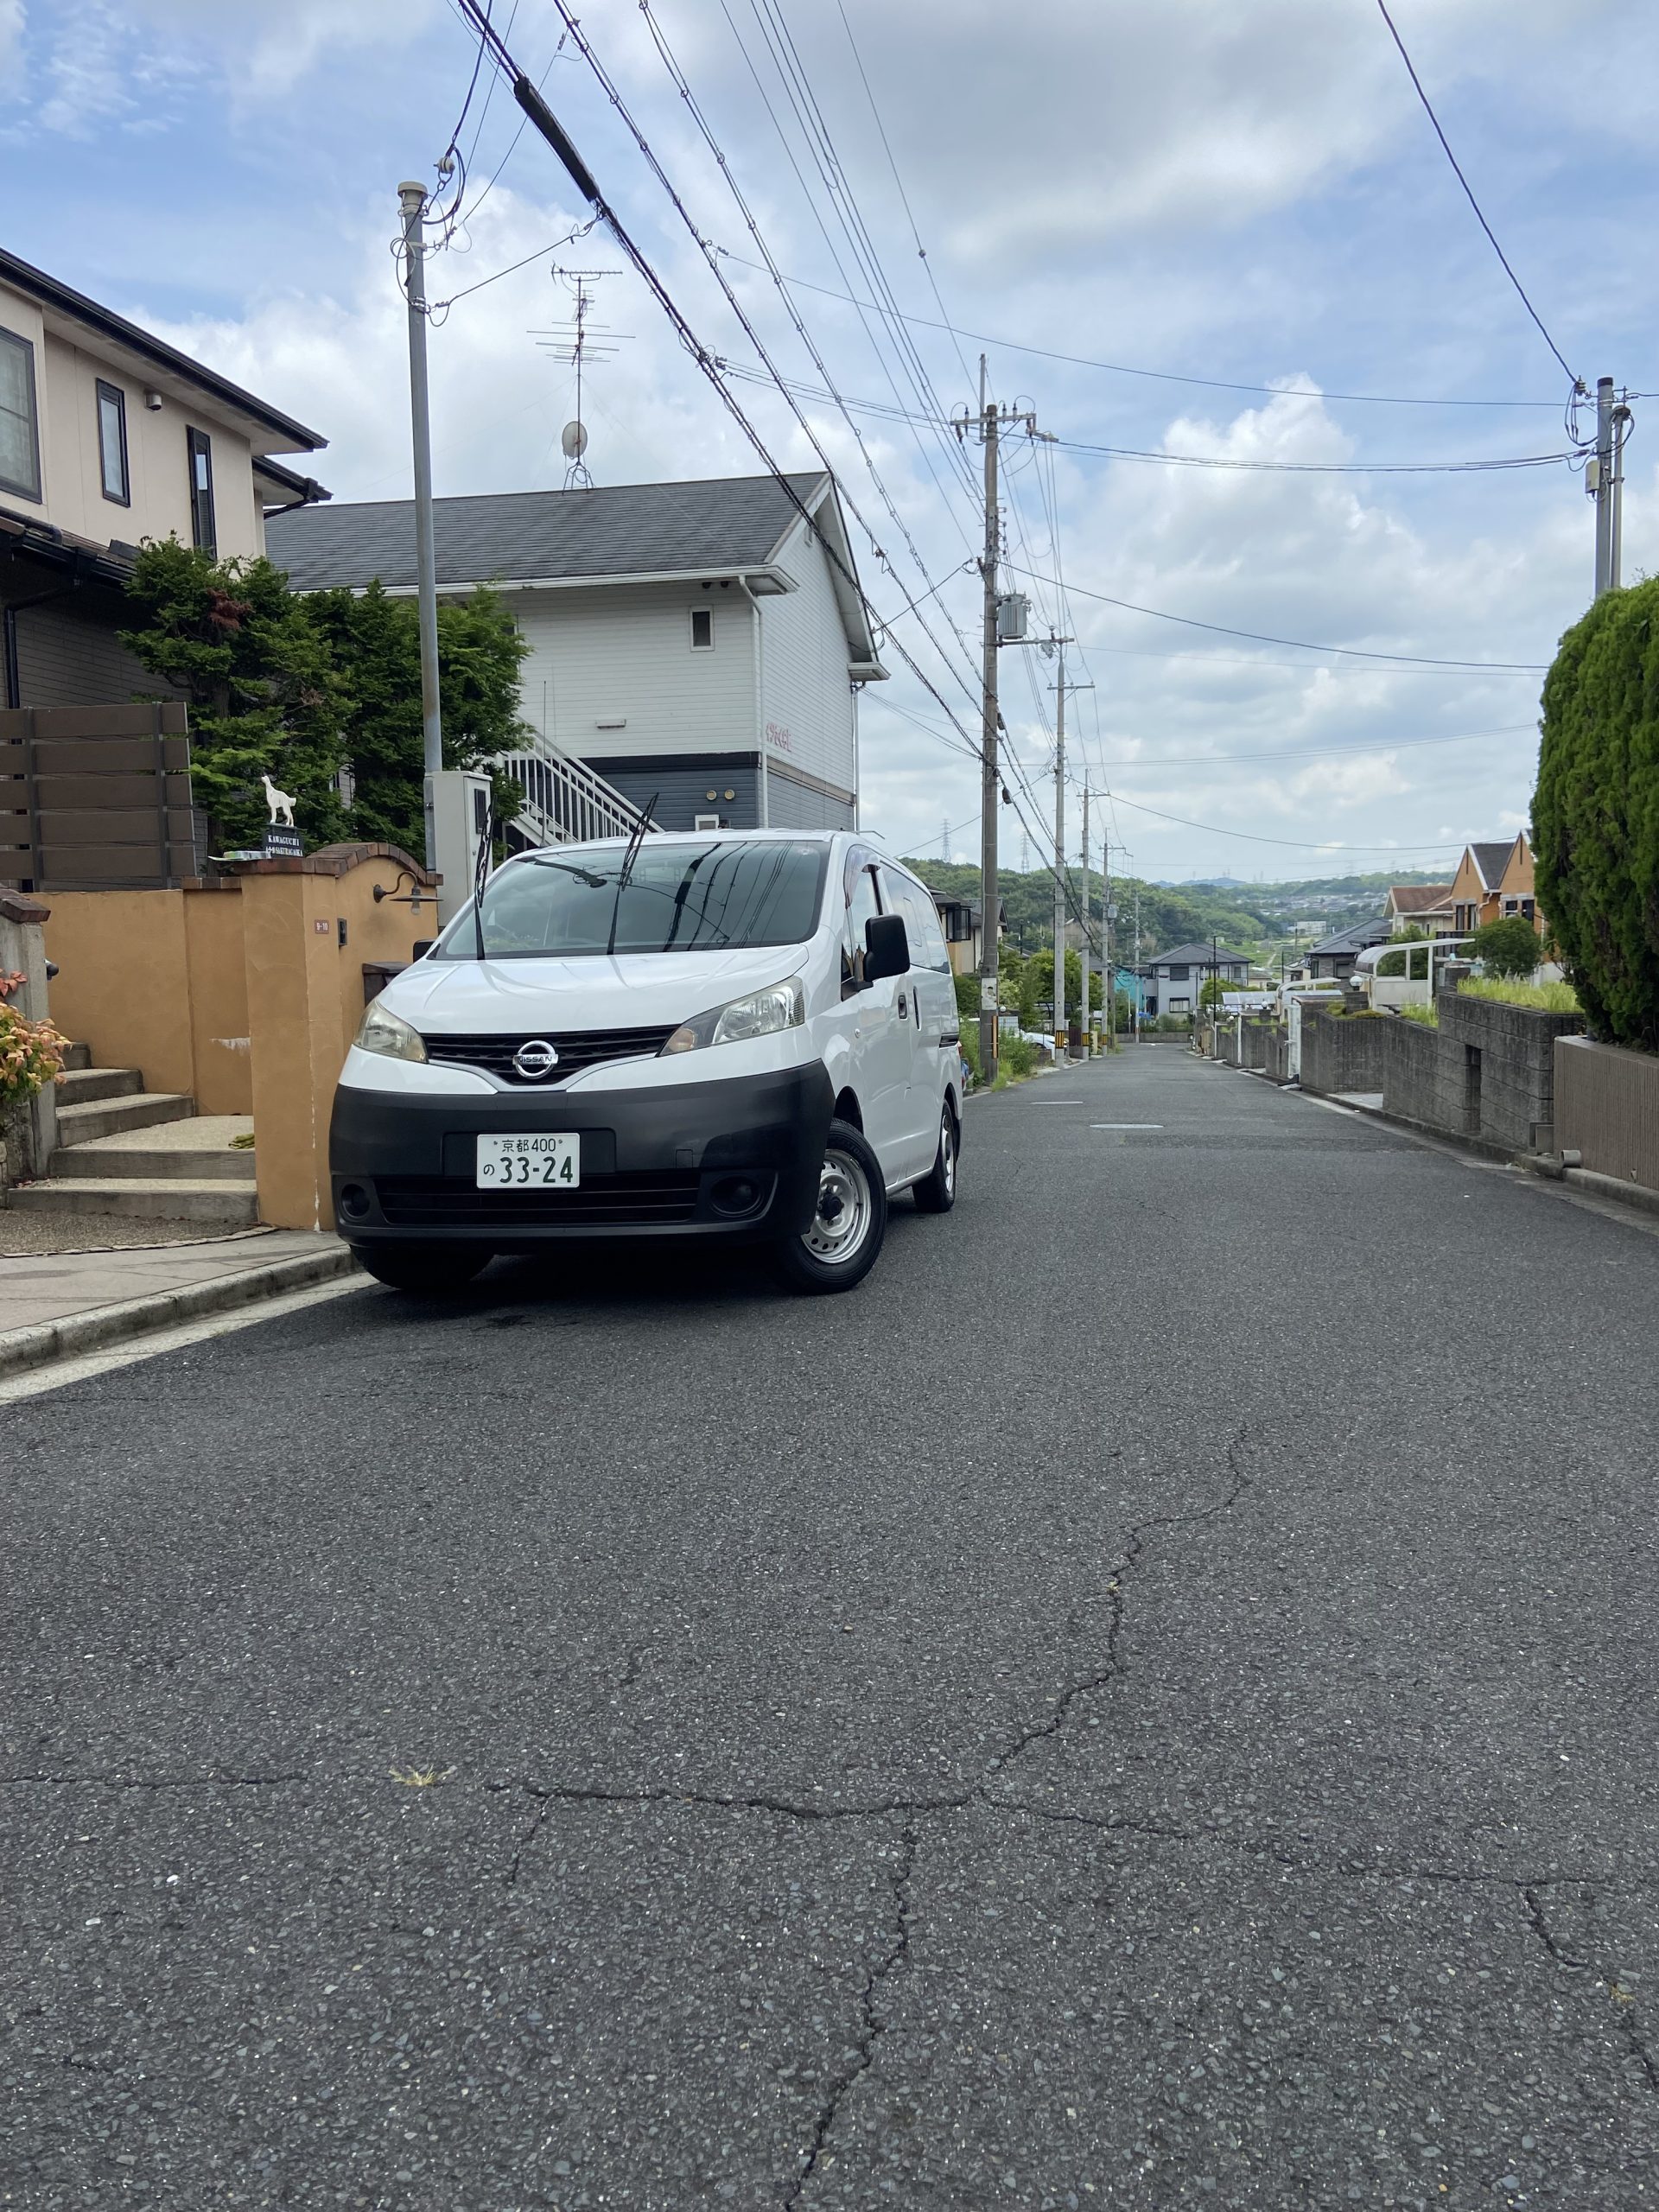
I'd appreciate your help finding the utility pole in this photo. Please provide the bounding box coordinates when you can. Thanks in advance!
[1052,639,1066,1058]
[1078,785,1090,1053]
[1133,887,1141,1042]
[1103,836,1114,1050]
[956,363,1038,1085]
[1611,392,1633,591]
[1594,377,1614,599]
[399,182,443,871]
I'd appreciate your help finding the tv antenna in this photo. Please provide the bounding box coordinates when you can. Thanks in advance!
[531,268,629,489]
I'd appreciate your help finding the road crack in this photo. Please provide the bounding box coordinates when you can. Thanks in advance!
[785,1826,918,2209]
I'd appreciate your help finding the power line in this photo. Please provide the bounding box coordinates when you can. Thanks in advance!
[1103,789,1467,853]
[1376,0,1580,390]
[1001,562,1547,671]
[714,362,1575,472]
[1090,721,1536,770]
[711,248,1566,409]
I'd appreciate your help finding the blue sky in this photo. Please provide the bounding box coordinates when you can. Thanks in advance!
[5,0,1656,882]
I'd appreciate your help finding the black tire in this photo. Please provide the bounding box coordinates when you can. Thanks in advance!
[912,1102,959,1214]
[769,1118,887,1294]
[352,1242,492,1293]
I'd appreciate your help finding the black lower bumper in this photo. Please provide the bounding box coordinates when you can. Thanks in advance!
[328,1062,835,1248]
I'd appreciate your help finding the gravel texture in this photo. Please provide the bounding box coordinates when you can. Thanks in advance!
[0,1211,270,1255]
[3,1051,1658,2207]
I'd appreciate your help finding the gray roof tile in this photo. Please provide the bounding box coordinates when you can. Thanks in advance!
[264,472,830,592]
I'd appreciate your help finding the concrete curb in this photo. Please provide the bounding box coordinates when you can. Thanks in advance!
[0,1243,359,1382]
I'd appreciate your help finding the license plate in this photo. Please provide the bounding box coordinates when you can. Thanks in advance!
[475,1134,580,1191]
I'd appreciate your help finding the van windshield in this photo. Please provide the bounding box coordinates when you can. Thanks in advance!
[432,840,830,960]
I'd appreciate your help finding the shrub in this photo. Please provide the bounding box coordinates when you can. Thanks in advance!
[1457,976,1580,1014]
[0,974,69,1107]
[953,971,981,1033]
[999,1033,1037,1080]
[1396,1001,1439,1027]
[1535,575,1659,1047]
[1465,914,1544,980]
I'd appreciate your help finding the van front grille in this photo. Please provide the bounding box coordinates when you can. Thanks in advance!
[420,1027,677,1086]
[376,1173,700,1229]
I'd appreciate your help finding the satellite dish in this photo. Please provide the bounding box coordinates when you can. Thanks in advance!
[561,420,588,460]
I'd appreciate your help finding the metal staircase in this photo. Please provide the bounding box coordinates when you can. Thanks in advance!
[497,740,654,849]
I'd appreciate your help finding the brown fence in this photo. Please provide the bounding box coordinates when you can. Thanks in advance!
[0,702,195,893]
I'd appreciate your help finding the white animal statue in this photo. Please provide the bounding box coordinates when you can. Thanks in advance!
[261,772,296,828]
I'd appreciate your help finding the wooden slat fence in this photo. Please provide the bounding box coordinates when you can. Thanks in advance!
[0,702,196,891]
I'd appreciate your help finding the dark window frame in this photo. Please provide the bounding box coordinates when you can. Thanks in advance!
[187,424,216,555]
[689,606,715,651]
[0,326,42,503]
[96,378,130,506]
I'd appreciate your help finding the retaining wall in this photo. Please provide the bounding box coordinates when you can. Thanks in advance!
[1299,1010,1393,1096]
[1301,991,1585,1154]
[1556,1035,1659,1192]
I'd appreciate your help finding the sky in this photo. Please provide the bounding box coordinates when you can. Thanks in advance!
[4,0,1657,883]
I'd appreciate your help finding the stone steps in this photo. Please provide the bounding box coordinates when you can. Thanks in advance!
[53,1092,197,1146]
[7,1178,261,1225]
[49,1115,256,1183]
[57,1065,143,1106]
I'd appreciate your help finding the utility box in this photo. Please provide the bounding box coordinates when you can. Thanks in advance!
[995,593,1029,644]
[429,770,493,925]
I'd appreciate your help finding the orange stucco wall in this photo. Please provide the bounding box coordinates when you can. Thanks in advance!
[42,848,437,1229]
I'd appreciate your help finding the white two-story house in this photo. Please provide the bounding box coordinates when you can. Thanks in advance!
[266,471,887,833]
[1,244,328,713]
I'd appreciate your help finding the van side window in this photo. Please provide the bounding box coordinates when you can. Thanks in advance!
[886,872,951,973]
[842,853,882,992]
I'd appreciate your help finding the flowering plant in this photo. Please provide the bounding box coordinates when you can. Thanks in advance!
[0,971,69,1107]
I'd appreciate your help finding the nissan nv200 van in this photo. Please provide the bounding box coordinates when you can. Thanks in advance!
[329,830,963,1294]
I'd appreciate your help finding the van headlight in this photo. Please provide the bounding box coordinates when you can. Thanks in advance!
[662,976,805,1055]
[353,1001,427,1063]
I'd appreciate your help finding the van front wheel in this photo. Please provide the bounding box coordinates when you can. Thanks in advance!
[770,1119,887,1294]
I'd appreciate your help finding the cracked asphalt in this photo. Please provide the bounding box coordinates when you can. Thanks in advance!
[5,1048,1659,2208]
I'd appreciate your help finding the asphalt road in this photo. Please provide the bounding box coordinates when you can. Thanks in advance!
[6,1047,1659,2209]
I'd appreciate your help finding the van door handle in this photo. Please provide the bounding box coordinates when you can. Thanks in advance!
[896,991,908,1016]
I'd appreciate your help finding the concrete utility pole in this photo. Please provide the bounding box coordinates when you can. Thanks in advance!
[1052,639,1066,1057]
[977,373,1001,1085]
[1078,785,1090,1052]
[399,182,444,871]
[1102,836,1114,1047]
[957,363,1039,1086]
[1594,377,1615,600]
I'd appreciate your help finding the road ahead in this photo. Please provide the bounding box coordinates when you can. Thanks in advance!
[7,1048,1659,2209]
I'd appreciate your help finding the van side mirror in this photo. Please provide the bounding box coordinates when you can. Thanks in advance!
[864,912,911,982]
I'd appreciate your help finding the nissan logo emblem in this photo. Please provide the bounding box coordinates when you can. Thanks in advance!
[512,1039,560,1081]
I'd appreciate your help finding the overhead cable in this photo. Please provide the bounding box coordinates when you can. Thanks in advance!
[1001,563,1547,671]
[712,249,1564,410]
[1375,0,1580,389]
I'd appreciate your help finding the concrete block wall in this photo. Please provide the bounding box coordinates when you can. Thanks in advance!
[1300,1010,1393,1096]
[1379,1014,1444,1130]
[1439,991,1584,1154]
[1555,1035,1659,1191]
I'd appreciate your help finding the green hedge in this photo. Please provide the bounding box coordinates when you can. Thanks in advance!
[1535,576,1659,1047]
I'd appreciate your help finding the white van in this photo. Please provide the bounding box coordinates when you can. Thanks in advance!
[330,830,963,1294]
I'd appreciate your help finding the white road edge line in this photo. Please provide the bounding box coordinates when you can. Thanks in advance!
[0,1277,369,1405]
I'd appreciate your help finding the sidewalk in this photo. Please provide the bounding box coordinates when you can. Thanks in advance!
[0,1227,358,1379]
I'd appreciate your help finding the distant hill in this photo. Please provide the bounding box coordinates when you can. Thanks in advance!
[901,860,1281,962]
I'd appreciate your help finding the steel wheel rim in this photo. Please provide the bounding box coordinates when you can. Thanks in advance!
[941,1114,957,1198]
[804,1146,873,1265]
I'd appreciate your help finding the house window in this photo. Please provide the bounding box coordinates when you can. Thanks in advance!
[187,426,215,554]
[690,607,714,650]
[97,379,129,505]
[1166,963,1189,982]
[1169,996,1191,1014]
[0,327,41,501]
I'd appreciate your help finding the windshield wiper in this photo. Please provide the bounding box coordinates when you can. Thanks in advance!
[473,791,493,962]
[607,794,659,957]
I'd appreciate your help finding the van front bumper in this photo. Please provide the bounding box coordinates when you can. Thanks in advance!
[329,1062,835,1248]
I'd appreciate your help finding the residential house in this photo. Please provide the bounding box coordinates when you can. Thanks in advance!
[1303,914,1392,981]
[1,245,328,714]
[267,473,887,835]
[1384,881,1455,937]
[1495,834,1541,932]
[1141,941,1251,1017]
[1449,837,1522,936]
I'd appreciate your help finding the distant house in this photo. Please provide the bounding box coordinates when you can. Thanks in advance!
[267,471,887,834]
[1304,915,1391,981]
[1449,838,1518,935]
[929,891,1005,981]
[1384,882,1455,937]
[1,245,328,715]
[1141,941,1250,1016]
